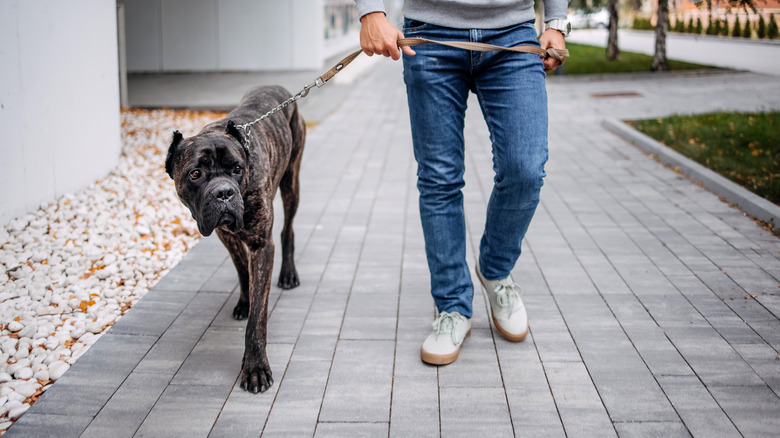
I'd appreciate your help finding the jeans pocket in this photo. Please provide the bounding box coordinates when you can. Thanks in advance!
[403,19,430,33]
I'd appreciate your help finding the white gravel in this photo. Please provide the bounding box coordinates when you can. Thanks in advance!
[0,109,225,431]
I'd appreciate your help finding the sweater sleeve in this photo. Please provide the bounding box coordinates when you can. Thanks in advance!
[544,0,569,22]
[354,0,386,18]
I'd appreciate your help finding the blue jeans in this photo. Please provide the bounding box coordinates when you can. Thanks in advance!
[402,19,548,318]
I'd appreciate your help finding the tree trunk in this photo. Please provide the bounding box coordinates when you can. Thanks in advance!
[652,0,669,71]
[607,0,620,60]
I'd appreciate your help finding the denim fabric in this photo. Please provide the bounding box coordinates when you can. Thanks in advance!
[402,18,548,318]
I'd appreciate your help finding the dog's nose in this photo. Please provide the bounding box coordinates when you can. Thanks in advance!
[214,185,236,201]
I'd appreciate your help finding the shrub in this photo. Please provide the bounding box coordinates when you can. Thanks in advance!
[721,18,730,36]
[758,15,767,38]
[742,17,751,38]
[769,14,779,39]
[632,16,655,30]
[712,18,721,35]
[696,17,703,34]
[675,17,685,32]
[732,16,742,37]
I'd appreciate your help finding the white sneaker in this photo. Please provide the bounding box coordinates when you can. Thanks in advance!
[420,311,471,365]
[475,265,529,342]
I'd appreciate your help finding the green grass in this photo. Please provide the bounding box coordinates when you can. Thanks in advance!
[555,43,715,75]
[627,112,780,204]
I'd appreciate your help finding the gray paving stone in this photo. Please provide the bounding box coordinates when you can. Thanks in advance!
[340,290,398,340]
[3,413,92,438]
[208,344,293,438]
[135,384,233,437]
[522,294,583,363]
[262,360,331,436]
[731,343,780,397]
[556,296,679,423]
[438,328,504,388]
[664,326,766,387]
[266,289,316,343]
[439,387,514,438]
[544,361,617,438]
[319,340,395,422]
[389,373,439,438]
[496,335,566,437]
[613,421,691,438]
[315,422,389,437]
[25,382,117,418]
[56,333,157,387]
[708,385,780,437]
[171,326,245,387]
[200,258,240,292]
[109,289,195,336]
[657,376,741,438]
[81,372,171,438]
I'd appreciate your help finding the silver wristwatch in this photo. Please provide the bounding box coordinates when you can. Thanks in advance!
[545,19,571,37]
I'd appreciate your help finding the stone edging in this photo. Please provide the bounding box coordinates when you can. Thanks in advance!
[602,118,780,229]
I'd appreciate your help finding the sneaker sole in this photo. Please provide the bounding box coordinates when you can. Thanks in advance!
[492,313,529,342]
[420,329,471,365]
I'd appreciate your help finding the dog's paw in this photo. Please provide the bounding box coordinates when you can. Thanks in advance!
[277,268,300,289]
[240,353,273,393]
[232,300,249,320]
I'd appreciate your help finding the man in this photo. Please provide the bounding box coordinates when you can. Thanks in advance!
[354,0,568,365]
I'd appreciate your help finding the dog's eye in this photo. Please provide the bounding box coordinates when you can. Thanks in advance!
[189,170,202,180]
[233,165,243,175]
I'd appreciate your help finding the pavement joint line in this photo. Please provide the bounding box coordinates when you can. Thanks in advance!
[603,117,780,229]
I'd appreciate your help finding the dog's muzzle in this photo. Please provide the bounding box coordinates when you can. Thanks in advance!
[195,180,244,236]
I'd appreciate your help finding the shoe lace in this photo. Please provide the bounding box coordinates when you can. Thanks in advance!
[432,311,464,346]
[494,280,521,317]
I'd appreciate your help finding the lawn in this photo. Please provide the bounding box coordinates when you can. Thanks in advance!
[627,112,780,205]
[555,42,715,75]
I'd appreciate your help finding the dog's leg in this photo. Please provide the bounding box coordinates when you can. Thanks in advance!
[277,107,305,290]
[217,229,250,320]
[277,166,301,289]
[241,242,274,393]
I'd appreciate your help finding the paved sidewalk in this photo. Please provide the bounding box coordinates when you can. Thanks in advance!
[567,29,780,76]
[8,60,780,436]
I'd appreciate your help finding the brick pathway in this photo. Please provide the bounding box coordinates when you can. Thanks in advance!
[8,61,780,437]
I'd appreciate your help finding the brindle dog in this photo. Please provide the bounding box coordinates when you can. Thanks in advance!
[165,86,305,393]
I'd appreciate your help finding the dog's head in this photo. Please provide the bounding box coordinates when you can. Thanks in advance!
[165,121,250,236]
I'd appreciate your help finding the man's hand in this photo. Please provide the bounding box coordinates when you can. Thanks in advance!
[539,28,566,72]
[359,12,416,60]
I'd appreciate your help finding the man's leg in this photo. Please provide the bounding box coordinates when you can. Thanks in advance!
[472,21,549,281]
[403,21,475,318]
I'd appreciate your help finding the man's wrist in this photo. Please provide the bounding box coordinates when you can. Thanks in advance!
[360,11,386,22]
[545,19,571,37]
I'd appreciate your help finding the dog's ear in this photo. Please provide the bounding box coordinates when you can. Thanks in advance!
[165,130,183,179]
[226,120,250,158]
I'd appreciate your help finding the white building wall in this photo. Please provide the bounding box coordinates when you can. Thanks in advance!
[0,1,121,225]
[124,0,326,72]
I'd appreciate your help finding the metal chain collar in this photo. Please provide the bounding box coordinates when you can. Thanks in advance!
[234,77,325,148]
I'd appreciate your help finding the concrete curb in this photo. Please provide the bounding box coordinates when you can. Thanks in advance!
[603,117,780,229]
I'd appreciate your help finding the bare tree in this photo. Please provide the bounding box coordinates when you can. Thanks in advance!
[651,0,669,71]
[607,0,620,59]
[571,0,618,60]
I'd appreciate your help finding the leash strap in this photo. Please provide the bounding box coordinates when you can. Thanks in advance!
[320,37,569,84]
[236,37,569,134]
[398,37,569,64]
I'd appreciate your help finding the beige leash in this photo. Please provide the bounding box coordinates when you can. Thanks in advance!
[237,37,569,135]
[319,37,569,83]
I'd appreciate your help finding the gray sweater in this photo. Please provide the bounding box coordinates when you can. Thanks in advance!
[355,0,568,29]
